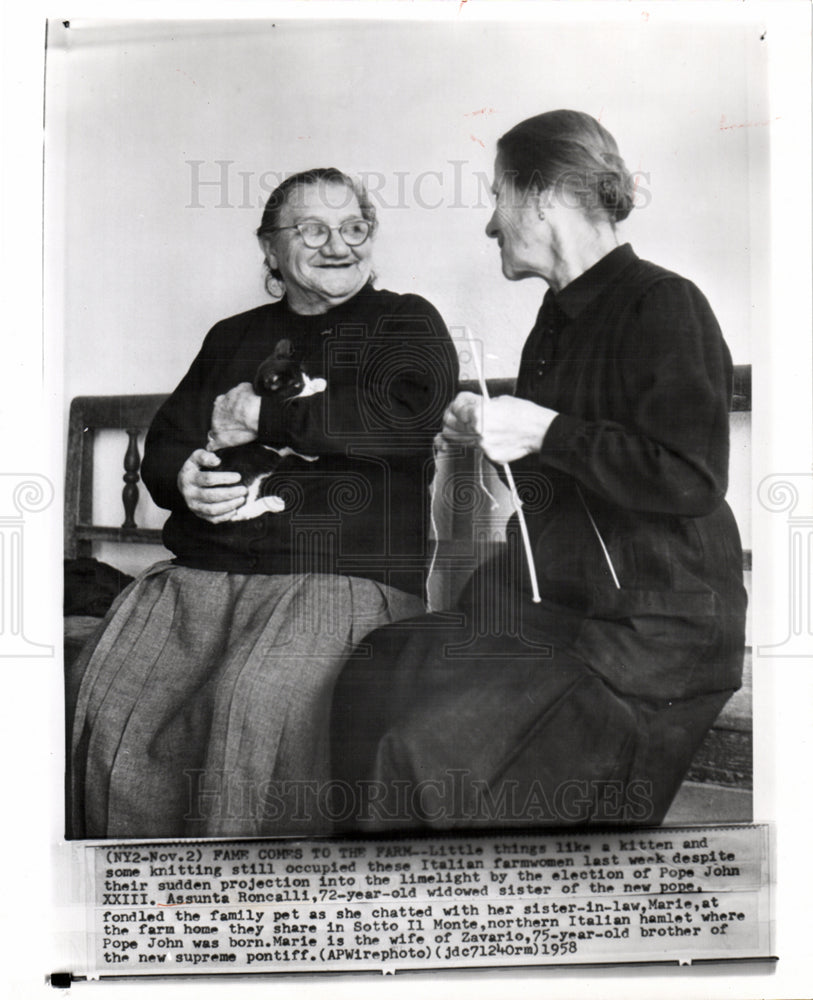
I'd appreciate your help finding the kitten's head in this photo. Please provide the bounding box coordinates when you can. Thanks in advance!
[253,338,305,396]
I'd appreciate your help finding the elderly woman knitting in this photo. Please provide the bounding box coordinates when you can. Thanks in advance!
[332,112,747,830]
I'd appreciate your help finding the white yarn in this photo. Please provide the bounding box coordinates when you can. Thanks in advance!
[425,439,443,612]
[476,449,500,511]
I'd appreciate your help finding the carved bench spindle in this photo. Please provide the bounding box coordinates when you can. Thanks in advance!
[122,428,142,529]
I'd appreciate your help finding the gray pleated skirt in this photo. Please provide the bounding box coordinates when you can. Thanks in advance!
[69,562,424,839]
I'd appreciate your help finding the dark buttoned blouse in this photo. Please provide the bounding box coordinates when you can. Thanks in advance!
[506,243,746,699]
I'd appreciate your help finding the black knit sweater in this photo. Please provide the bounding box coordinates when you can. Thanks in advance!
[142,284,458,597]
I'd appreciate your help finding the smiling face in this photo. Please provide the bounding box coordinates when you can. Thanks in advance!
[485,154,553,283]
[261,181,374,314]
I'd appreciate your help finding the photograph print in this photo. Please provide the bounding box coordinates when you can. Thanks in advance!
[54,11,761,842]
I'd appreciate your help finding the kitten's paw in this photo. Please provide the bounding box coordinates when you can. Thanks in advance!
[261,495,286,513]
[226,495,286,520]
[299,377,326,397]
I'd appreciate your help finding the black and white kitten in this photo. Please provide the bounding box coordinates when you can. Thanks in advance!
[208,338,326,521]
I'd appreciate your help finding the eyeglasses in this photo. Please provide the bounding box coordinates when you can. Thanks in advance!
[270,219,372,249]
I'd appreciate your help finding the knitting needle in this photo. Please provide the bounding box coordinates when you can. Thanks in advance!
[465,328,542,604]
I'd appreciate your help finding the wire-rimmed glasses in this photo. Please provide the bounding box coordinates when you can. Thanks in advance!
[269,219,372,249]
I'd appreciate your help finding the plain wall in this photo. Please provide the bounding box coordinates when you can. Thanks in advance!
[47,14,765,574]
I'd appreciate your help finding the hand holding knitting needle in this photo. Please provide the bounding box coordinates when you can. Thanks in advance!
[442,381,621,593]
[444,328,563,605]
[441,391,558,463]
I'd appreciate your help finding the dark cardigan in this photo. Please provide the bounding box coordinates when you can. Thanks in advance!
[142,284,459,597]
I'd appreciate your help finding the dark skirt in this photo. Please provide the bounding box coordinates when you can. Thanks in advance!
[330,580,738,833]
[69,562,424,839]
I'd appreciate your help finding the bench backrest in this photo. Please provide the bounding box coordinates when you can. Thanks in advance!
[64,368,752,579]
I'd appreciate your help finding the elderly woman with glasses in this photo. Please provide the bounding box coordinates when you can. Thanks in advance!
[69,167,458,839]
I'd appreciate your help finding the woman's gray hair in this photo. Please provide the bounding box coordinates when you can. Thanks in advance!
[256,167,378,298]
[497,110,635,224]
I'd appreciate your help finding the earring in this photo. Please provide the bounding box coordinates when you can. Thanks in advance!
[538,211,546,221]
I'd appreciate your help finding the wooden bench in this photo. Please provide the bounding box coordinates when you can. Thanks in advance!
[64,366,752,795]
[65,393,170,559]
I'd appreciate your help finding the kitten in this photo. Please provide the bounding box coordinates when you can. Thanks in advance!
[208,338,326,521]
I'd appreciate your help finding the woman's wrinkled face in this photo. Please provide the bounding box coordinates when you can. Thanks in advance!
[485,154,550,282]
[263,181,374,313]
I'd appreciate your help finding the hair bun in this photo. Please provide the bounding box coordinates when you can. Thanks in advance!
[598,171,634,223]
[497,110,636,225]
